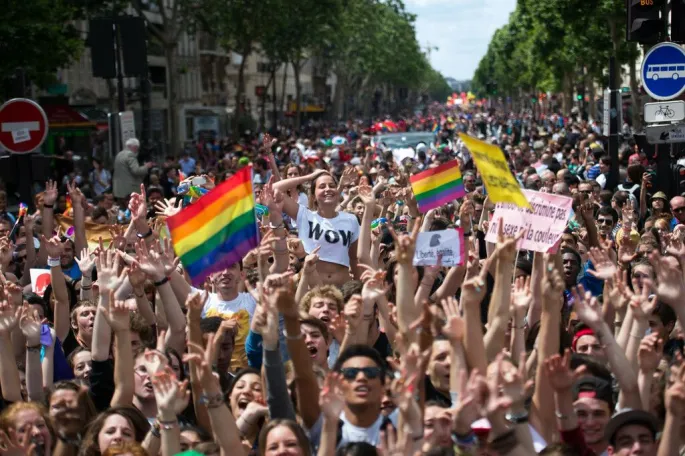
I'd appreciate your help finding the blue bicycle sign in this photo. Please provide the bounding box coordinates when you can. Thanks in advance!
[641,43,685,100]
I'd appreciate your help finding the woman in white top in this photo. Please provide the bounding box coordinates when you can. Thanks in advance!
[275,169,360,286]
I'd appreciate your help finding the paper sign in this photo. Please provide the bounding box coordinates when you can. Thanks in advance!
[485,190,573,253]
[458,133,530,209]
[30,269,51,296]
[12,128,30,144]
[413,229,465,267]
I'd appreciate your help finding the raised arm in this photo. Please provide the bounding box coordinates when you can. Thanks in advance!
[274,282,321,428]
[39,180,59,266]
[20,304,45,402]
[389,221,422,345]
[461,256,492,375]
[75,248,95,302]
[0,299,23,403]
[659,365,685,456]
[273,170,326,219]
[356,185,378,267]
[42,235,71,342]
[67,181,87,255]
[103,291,136,407]
[573,286,641,410]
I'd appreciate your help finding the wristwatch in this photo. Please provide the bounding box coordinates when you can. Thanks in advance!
[505,410,529,424]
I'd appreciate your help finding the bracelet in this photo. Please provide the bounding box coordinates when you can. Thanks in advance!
[26,344,41,352]
[462,231,472,237]
[43,204,54,209]
[268,222,285,230]
[47,257,60,268]
[81,285,92,291]
[134,292,145,298]
[514,322,526,329]
[273,248,288,255]
[154,276,170,287]
[156,417,178,430]
[137,228,154,239]
[505,410,529,424]
[454,431,477,446]
[199,392,225,409]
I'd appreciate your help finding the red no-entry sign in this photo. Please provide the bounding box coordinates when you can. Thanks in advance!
[0,98,48,154]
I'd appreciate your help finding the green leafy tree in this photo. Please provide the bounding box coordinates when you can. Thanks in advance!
[0,0,83,99]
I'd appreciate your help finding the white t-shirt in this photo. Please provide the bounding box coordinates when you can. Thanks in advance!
[197,289,257,368]
[307,409,399,450]
[296,206,359,267]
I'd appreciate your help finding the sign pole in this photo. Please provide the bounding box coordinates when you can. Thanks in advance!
[607,55,620,190]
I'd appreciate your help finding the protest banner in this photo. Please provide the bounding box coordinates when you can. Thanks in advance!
[458,133,530,209]
[485,190,573,253]
[413,229,465,267]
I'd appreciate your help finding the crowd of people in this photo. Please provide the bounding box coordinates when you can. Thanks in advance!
[0,104,684,456]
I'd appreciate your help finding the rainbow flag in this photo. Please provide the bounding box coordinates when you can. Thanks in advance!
[166,166,259,286]
[431,122,440,133]
[410,161,465,213]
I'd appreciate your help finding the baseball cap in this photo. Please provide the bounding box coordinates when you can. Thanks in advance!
[572,375,613,408]
[238,157,250,166]
[604,409,658,446]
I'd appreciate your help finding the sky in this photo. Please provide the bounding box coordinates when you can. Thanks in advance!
[404,0,517,81]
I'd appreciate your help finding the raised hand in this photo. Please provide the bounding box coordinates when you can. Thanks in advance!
[343,295,363,334]
[66,180,84,208]
[388,218,421,265]
[19,304,42,346]
[151,368,190,418]
[0,428,36,456]
[40,234,63,260]
[94,247,127,293]
[358,185,375,205]
[319,372,345,420]
[75,248,95,277]
[0,300,21,335]
[159,238,181,277]
[452,370,482,435]
[649,251,685,306]
[494,220,525,263]
[133,240,166,282]
[461,254,494,309]
[154,198,182,218]
[142,349,168,377]
[441,296,465,342]
[544,349,587,392]
[101,291,135,332]
[128,261,147,291]
[625,278,655,322]
[499,352,534,407]
[287,238,306,259]
[666,364,685,416]
[185,291,209,323]
[262,177,284,213]
[571,285,603,329]
[638,333,663,373]
[43,180,58,206]
[587,246,618,280]
[128,184,148,222]
[510,275,532,316]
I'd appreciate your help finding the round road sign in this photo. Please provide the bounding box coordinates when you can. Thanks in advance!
[641,42,685,101]
[0,98,48,154]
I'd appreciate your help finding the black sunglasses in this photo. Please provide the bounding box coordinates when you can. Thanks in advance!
[340,367,382,380]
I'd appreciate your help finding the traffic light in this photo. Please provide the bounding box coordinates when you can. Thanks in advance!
[626,0,664,44]
[576,94,583,101]
[673,0,685,43]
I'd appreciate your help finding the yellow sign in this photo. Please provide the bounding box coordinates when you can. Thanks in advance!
[458,133,530,209]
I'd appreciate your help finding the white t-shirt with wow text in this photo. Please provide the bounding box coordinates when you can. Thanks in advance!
[296,206,359,267]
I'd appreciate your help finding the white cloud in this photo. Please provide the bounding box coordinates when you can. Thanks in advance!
[405,0,517,80]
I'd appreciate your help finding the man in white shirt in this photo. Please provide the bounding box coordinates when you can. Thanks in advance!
[197,261,257,369]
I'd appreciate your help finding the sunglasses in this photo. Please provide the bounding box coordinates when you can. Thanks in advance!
[597,219,613,225]
[339,366,382,380]
[673,207,685,213]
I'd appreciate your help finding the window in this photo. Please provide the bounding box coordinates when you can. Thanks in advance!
[669,66,677,71]
[678,66,685,71]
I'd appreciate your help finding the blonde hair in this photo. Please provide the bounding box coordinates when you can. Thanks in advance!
[299,285,344,314]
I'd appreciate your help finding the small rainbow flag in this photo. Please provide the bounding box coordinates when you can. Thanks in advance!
[431,122,440,133]
[166,166,259,286]
[410,161,465,213]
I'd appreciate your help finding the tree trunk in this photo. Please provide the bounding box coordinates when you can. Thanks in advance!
[588,78,597,122]
[260,70,274,131]
[293,60,302,131]
[332,71,344,122]
[234,48,250,136]
[165,44,180,157]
